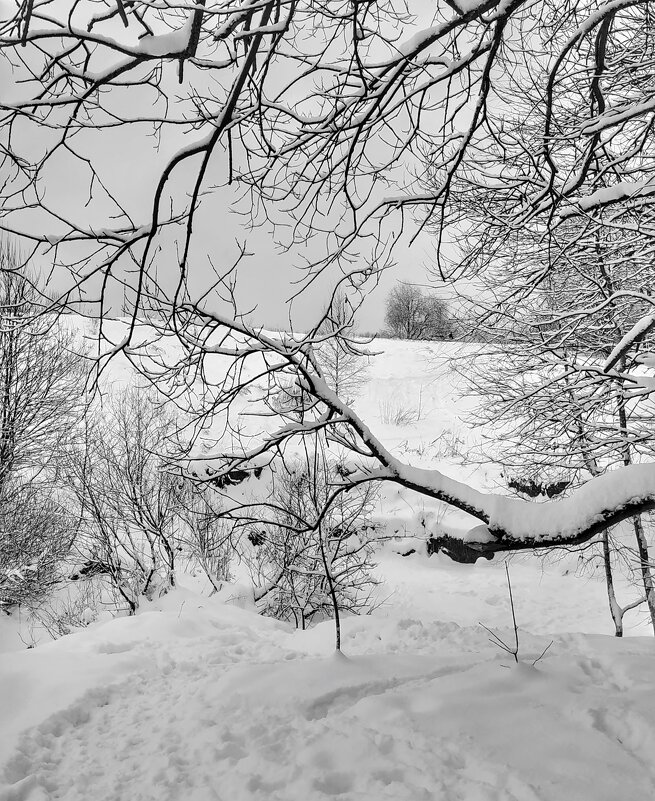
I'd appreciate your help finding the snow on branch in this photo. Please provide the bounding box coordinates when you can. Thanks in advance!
[137,13,196,57]
[577,180,655,213]
[371,462,655,558]
[469,464,655,548]
[603,314,655,372]
[171,307,655,563]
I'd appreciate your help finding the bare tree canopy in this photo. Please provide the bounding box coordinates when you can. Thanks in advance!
[2,1,655,313]
[3,2,655,560]
[384,284,451,340]
[0,243,86,608]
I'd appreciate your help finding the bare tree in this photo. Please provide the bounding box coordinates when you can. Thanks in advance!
[0,481,75,610]
[0,243,87,610]
[600,530,649,637]
[4,3,655,565]
[3,3,654,323]
[0,245,86,490]
[384,284,451,341]
[248,440,378,650]
[450,206,655,631]
[316,292,369,404]
[67,387,183,613]
[176,481,234,593]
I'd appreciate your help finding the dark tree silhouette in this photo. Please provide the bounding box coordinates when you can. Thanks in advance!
[385,285,451,340]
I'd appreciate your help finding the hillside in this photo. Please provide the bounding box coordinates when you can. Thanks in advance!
[1,331,654,801]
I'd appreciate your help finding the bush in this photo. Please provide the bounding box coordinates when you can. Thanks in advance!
[177,482,234,592]
[66,387,183,614]
[0,482,74,611]
[0,248,87,612]
[248,452,379,633]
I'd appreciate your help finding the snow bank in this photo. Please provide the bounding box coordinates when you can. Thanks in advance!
[2,575,654,801]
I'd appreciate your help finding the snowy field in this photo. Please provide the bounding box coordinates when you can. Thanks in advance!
[1,333,654,801]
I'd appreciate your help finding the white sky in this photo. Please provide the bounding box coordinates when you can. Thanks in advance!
[1,0,448,332]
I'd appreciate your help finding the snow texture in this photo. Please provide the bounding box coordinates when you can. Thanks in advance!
[1,565,655,801]
[1,329,655,800]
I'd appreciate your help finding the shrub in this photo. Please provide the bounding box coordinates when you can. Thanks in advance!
[249,452,379,636]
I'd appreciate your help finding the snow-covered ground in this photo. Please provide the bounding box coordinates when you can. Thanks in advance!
[2,557,654,801]
[1,331,654,800]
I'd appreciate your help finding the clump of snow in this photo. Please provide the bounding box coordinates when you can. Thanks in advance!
[636,352,655,368]
[450,0,492,13]
[137,13,195,57]
[462,522,494,543]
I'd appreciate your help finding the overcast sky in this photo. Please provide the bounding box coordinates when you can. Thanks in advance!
[1,0,447,333]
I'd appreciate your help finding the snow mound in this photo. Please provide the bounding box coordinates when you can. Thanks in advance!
[1,574,655,801]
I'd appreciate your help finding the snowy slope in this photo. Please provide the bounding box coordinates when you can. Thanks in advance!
[1,569,655,801]
[2,328,655,800]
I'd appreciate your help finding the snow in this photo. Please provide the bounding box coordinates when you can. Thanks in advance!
[603,314,655,371]
[632,375,655,392]
[578,179,655,211]
[1,564,654,800]
[396,25,446,58]
[451,0,492,13]
[137,14,195,57]
[581,97,655,136]
[388,457,655,547]
[2,330,655,800]
[485,463,655,541]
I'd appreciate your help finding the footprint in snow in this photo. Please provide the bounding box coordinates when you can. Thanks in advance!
[312,771,354,796]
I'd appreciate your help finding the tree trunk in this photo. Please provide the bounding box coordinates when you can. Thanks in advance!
[631,516,655,635]
[602,531,623,637]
